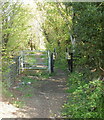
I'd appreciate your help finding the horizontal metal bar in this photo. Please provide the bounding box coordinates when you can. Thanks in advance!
[23,58,48,60]
[21,50,48,53]
[23,54,47,56]
[23,63,48,65]
[20,67,48,70]
[34,58,48,60]
[20,65,48,67]
[25,68,47,70]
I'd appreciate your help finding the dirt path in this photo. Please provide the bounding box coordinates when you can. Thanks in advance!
[1,69,68,118]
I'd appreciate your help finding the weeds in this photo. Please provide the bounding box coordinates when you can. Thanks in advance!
[62,72,103,118]
[2,81,14,98]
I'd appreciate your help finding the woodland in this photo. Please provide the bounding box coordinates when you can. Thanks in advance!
[1,1,104,118]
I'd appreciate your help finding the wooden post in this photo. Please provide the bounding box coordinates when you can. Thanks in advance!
[51,53,54,73]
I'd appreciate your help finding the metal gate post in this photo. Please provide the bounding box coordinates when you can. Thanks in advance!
[21,51,24,72]
[48,51,51,73]
[18,56,21,74]
[48,51,54,73]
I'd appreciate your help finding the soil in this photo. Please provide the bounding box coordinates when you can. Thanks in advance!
[0,69,68,118]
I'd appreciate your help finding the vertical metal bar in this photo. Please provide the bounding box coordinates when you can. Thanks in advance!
[21,51,24,72]
[18,56,20,74]
[48,51,51,73]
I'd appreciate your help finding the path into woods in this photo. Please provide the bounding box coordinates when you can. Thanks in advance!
[1,69,68,118]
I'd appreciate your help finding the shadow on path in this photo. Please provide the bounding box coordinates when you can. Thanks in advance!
[1,69,68,118]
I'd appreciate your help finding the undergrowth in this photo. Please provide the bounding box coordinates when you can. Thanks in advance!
[62,71,104,118]
[54,58,67,71]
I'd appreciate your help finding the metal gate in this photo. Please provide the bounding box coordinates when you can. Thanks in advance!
[18,50,53,74]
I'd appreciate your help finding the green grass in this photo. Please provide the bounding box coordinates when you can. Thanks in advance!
[21,76,37,83]
[23,93,33,97]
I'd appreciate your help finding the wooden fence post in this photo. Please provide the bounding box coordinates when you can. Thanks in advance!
[51,53,54,73]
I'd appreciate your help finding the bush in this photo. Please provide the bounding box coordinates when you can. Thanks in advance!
[63,72,103,118]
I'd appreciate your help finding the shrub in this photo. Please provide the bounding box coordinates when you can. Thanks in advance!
[63,72,103,118]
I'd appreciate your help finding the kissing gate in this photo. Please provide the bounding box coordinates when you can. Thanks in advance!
[18,50,54,74]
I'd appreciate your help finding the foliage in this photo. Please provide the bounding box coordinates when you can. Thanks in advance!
[1,1,104,117]
[65,2,103,74]
[2,2,32,57]
[61,3,104,118]
[38,2,72,55]
[63,72,103,118]
[54,58,67,71]
[66,72,84,93]
[1,2,31,86]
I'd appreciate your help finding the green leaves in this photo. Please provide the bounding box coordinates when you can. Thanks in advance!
[2,2,32,57]
[63,2,104,76]
[63,74,103,118]
[41,2,72,53]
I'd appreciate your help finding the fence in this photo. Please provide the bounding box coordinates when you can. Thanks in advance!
[2,56,19,87]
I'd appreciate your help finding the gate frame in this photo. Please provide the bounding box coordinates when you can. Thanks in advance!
[18,50,53,74]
